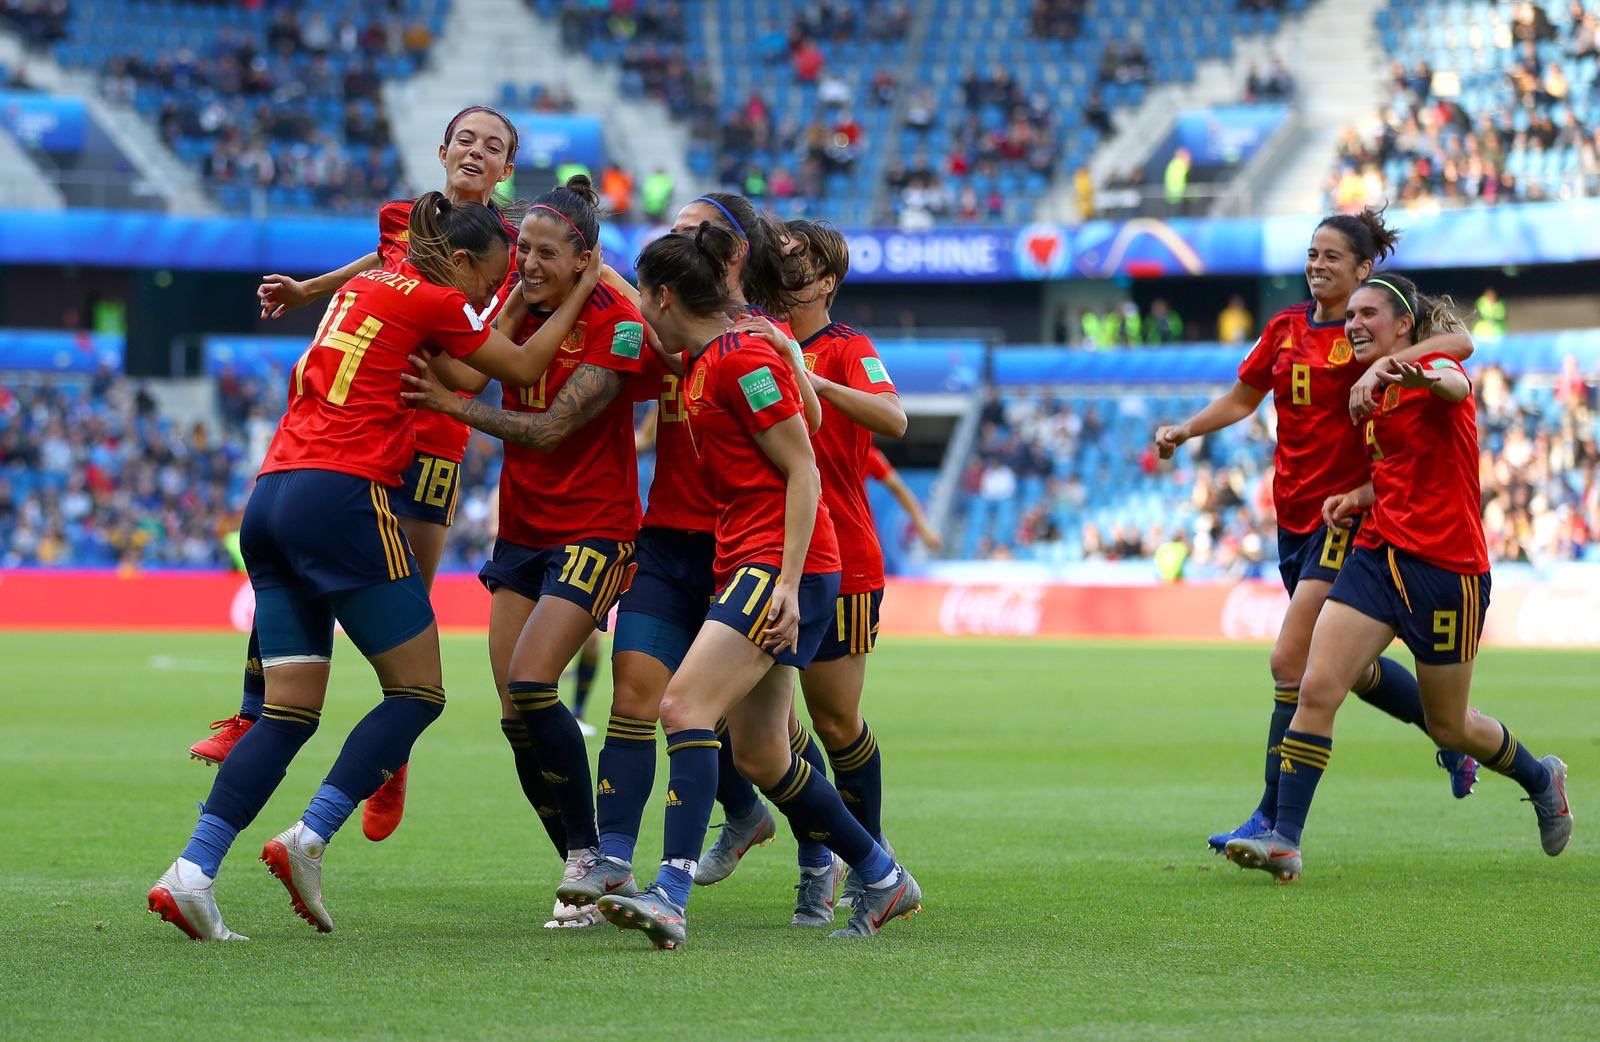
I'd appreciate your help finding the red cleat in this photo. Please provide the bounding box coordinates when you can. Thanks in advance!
[361,764,408,842]
[189,715,254,766]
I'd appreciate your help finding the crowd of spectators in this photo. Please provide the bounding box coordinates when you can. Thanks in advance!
[0,0,68,48]
[1327,0,1600,213]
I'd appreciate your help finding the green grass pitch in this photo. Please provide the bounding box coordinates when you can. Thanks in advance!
[1,631,1595,1041]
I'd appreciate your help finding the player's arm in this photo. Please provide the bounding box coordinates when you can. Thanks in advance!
[635,401,659,452]
[812,379,907,437]
[1322,482,1375,529]
[1351,331,1473,418]
[258,252,382,318]
[734,316,823,434]
[752,413,822,655]
[878,464,943,551]
[458,251,605,386]
[1154,380,1267,459]
[1375,357,1471,403]
[405,359,623,452]
[428,352,491,395]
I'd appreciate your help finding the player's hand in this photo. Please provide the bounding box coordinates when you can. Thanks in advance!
[257,274,312,319]
[578,243,605,295]
[916,521,945,552]
[732,314,785,350]
[399,354,460,415]
[1348,362,1393,421]
[1153,423,1190,460]
[759,579,802,655]
[1377,360,1440,390]
[1321,491,1362,529]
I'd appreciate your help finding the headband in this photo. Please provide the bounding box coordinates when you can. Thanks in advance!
[694,195,747,240]
[532,203,591,248]
[1365,278,1414,319]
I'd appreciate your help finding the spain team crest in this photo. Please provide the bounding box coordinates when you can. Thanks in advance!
[1382,385,1402,411]
[688,366,706,401]
[1328,338,1353,364]
[802,352,818,372]
[560,326,585,353]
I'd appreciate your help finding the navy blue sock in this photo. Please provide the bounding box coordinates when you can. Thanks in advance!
[239,628,264,720]
[658,729,721,908]
[825,721,884,844]
[790,725,834,869]
[189,703,321,867]
[573,655,598,720]
[713,717,762,821]
[302,783,357,843]
[1273,729,1332,846]
[763,753,893,884]
[1353,657,1428,734]
[1255,685,1298,819]
[509,680,598,851]
[501,718,567,857]
[597,713,657,864]
[1485,722,1552,797]
[314,686,445,841]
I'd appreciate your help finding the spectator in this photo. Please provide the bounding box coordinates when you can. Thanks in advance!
[1217,295,1254,344]
[1474,287,1507,340]
[1164,147,1191,213]
[601,164,634,216]
[1145,299,1183,344]
[792,36,824,82]
[641,166,675,222]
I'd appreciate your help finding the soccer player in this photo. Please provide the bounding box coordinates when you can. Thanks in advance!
[868,445,944,553]
[1153,208,1480,854]
[591,225,921,949]
[1225,276,1571,881]
[401,175,644,928]
[148,194,584,941]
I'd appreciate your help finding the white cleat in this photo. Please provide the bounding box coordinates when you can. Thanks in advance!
[260,821,333,933]
[575,718,598,738]
[544,898,603,928]
[147,859,248,941]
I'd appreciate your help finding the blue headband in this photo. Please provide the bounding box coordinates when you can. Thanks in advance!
[694,196,747,240]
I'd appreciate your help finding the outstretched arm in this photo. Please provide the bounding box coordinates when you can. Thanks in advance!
[405,359,624,452]
[1154,380,1267,459]
[258,252,382,318]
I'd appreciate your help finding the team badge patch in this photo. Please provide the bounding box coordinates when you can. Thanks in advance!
[561,327,585,353]
[861,356,892,384]
[688,365,706,401]
[1382,385,1402,410]
[611,321,643,359]
[738,366,782,412]
[803,352,818,372]
[1328,338,1353,364]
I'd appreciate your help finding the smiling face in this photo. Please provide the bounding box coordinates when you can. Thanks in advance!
[1346,284,1414,363]
[516,213,589,308]
[439,111,515,204]
[453,239,511,309]
[1305,225,1372,310]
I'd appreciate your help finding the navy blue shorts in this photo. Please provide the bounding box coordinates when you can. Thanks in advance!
[1328,544,1491,666]
[613,527,717,671]
[811,588,884,663]
[478,536,636,631]
[1277,520,1359,596]
[704,564,842,669]
[241,469,433,662]
[389,451,462,527]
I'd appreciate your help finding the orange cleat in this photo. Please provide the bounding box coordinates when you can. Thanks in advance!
[361,764,408,842]
[189,716,254,766]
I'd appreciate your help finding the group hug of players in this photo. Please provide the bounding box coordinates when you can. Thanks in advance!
[146,106,920,949]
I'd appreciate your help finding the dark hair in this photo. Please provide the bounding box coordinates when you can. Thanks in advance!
[1316,205,1401,266]
[1359,273,1465,343]
[696,191,791,314]
[784,218,849,307]
[406,191,511,292]
[443,105,520,164]
[635,223,740,316]
[528,174,600,251]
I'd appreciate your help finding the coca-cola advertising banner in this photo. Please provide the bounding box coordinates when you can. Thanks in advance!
[4,570,1599,648]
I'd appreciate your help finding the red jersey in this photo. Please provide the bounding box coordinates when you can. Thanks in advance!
[634,350,718,533]
[1237,303,1371,534]
[1355,354,1489,573]
[866,446,892,482]
[376,199,519,463]
[261,262,492,486]
[803,322,896,594]
[684,331,841,583]
[497,283,646,547]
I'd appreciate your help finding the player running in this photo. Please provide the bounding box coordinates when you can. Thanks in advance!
[590,225,920,949]
[1153,208,1480,854]
[402,175,643,928]
[148,194,578,941]
[1225,275,1571,881]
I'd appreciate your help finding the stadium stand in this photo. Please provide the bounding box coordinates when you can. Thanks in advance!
[1328,0,1600,211]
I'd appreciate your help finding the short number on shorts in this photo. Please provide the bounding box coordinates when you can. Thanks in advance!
[718,566,772,613]
[559,544,609,594]
[412,457,456,508]
[1291,362,1311,406]
[295,291,384,405]
[1319,525,1350,570]
[1432,610,1458,653]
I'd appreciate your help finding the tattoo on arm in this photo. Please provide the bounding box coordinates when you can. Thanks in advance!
[455,364,623,452]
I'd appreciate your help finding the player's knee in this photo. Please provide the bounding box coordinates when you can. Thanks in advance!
[731,738,787,790]
[1268,646,1304,688]
[1425,714,1465,749]
[808,709,859,751]
[610,675,660,721]
[1296,667,1344,715]
[658,693,701,734]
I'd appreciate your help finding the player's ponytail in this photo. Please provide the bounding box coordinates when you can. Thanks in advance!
[1317,205,1401,266]
[407,191,511,293]
[529,175,600,252]
[635,224,737,316]
[695,191,797,315]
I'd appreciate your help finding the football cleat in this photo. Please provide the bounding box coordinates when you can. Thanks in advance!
[597,885,688,950]
[1207,809,1274,854]
[1437,749,1479,799]
[147,860,247,941]
[556,853,637,906]
[260,822,333,932]
[1224,831,1303,883]
[1528,755,1572,856]
[829,864,921,939]
[694,803,777,885]
[791,855,845,927]
[839,838,895,909]
[544,898,603,929]
[575,718,598,738]
[361,764,408,842]
[189,715,254,766]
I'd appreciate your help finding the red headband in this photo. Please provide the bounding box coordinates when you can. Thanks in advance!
[532,204,590,247]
